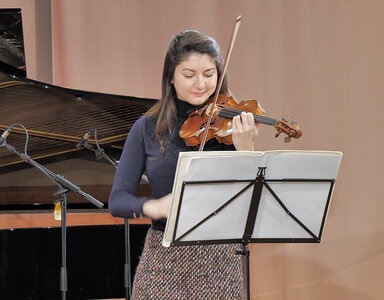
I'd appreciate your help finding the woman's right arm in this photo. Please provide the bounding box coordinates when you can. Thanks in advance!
[108,118,151,219]
[142,193,172,220]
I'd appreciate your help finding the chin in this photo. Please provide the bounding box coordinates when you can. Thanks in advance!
[193,95,211,105]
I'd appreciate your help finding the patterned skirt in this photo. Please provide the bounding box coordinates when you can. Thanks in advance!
[131,228,245,300]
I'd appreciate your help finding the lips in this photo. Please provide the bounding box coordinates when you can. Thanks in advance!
[192,91,206,97]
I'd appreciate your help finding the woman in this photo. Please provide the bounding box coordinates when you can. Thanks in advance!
[109,29,259,299]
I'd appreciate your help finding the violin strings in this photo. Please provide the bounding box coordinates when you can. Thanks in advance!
[218,107,278,126]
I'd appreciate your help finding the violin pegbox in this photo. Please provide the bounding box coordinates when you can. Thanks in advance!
[274,117,303,143]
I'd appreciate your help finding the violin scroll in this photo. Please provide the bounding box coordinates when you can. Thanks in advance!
[274,118,303,143]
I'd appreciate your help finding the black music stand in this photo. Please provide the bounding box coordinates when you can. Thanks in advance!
[162,150,343,300]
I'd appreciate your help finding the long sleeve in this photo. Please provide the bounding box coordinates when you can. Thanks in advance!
[108,117,150,218]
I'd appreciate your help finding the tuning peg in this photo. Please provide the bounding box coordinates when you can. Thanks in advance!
[282,115,289,122]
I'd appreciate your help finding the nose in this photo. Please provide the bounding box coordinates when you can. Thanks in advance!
[195,75,206,89]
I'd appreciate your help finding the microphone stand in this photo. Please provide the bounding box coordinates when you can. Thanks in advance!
[1,140,104,300]
[81,139,134,300]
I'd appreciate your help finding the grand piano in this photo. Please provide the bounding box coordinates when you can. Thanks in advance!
[0,8,154,299]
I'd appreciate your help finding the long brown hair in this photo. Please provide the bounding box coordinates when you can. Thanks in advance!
[146,30,229,145]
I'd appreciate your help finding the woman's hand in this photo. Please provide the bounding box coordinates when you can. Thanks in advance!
[143,193,173,220]
[232,111,260,151]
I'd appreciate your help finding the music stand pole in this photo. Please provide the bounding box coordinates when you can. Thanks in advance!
[236,243,251,300]
[241,166,265,300]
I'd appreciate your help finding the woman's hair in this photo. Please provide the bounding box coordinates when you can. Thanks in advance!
[146,29,228,144]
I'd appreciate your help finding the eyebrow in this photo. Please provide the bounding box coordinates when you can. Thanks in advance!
[182,67,216,72]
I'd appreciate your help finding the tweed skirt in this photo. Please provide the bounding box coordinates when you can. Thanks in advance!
[131,228,245,300]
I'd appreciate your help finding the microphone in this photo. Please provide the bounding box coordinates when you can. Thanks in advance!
[76,128,95,148]
[0,125,12,146]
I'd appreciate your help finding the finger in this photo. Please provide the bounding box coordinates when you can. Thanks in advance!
[237,112,252,130]
[243,112,255,127]
[232,115,241,131]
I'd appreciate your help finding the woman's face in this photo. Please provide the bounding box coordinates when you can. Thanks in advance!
[172,53,218,106]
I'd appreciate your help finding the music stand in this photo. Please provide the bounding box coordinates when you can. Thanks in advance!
[162,150,343,300]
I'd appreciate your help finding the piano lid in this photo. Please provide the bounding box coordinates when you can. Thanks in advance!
[0,72,157,169]
[0,8,26,78]
[0,8,157,170]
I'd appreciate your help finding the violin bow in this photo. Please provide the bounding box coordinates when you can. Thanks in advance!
[199,15,242,151]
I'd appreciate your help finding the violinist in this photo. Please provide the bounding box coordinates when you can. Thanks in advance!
[108,29,260,299]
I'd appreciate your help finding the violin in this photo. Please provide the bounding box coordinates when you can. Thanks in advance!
[179,16,302,149]
[179,93,303,146]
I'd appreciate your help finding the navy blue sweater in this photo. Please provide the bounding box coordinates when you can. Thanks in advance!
[108,100,235,231]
